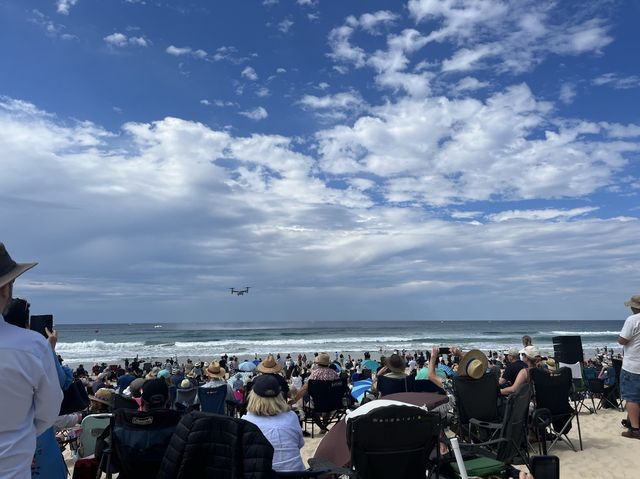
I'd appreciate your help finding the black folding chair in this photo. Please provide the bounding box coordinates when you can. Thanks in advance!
[174,387,199,412]
[611,358,625,411]
[347,405,441,479]
[303,379,349,438]
[198,385,226,414]
[452,373,501,442]
[99,408,181,479]
[530,367,583,452]
[587,378,620,411]
[110,393,139,411]
[414,379,447,395]
[377,374,415,396]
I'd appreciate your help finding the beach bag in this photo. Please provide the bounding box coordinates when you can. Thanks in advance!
[60,379,90,415]
[451,456,506,477]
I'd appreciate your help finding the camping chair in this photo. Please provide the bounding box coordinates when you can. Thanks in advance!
[586,378,620,411]
[157,411,332,479]
[414,379,447,395]
[558,361,593,414]
[303,379,349,438]
[442,383,532,478]
[198,385,227,415]
[77,413,111,458]
[377,374,416,396]
[99,408,181,479]
[530,367,582,452]
[111,393,139,411]
[611,358,625,411]
[174,386,199,413]
[346,404,442,479]
[452,373,501,442]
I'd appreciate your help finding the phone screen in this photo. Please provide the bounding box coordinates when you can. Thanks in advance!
[30,314,53,339]
[439,347,451,354]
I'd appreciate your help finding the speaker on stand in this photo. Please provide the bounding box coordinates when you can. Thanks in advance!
[552,335,584,364]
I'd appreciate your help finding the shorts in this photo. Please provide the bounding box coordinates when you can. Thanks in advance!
[620,369,640,403]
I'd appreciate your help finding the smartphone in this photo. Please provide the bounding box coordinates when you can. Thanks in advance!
[439,347,451,354]
[531,455,560,479]
[30,314,53,339]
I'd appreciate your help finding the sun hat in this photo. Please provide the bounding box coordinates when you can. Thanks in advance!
[0,243,37,289]
[519,345,541,360]
[257,354,283,374]
[545,358,556,370]
[458,350,489,380]
[386,354,406,374]
[251,374,281,398]
[205,361,227,379]
[504,347,520,357]
[179,378,193,389]
[624,294,640,309]
[89,388,114,406]
[141,378,169,406]
[158,369,170,379]
[146,367,160,379]
[315,352,331,366]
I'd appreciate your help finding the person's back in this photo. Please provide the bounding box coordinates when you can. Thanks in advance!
[0,321,62,478]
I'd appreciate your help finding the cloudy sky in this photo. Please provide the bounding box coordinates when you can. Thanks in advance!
[1,0,639,324]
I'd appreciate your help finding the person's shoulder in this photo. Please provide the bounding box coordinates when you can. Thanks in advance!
[0,322,49,354]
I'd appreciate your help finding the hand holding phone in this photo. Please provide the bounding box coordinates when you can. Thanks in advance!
[30,314,53,339]
[439,347,451,355]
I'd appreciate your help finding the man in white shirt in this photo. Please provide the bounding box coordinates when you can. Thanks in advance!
[0,243,63,478]
[618,294,640,439]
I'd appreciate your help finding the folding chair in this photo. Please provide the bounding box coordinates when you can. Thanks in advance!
[558,361,593,414]
[157,411,332,479]
[198,385,227,414]
[376,374,415,396]
[346,404,442,479]
[174,386,199,412]
[530,367,583,452]
[452,373,500,442]
[303,379,349,438]
[587,378,620,411]
[111,393,139,411]
[414,379,447,395]
[77,413,111,458]
[99,408,181,479]
[611,358,625,411]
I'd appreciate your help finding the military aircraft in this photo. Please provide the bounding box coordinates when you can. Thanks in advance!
[229,287,250,296]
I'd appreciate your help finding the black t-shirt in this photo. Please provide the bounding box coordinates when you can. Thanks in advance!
[502,359,527,384]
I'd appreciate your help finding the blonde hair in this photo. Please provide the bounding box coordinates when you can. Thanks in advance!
[247,390,290,416]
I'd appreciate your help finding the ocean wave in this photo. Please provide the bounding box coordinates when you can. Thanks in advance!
[544,331,620,336]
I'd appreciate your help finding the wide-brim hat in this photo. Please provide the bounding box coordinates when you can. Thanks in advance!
[89,388,114,406]
[257,354,283,374]
[206,361,226,379]
[315,352,331,366]
[458,349,489,380]
[0,243,37,288]
[625,294,640,309]
[386,354,406,374]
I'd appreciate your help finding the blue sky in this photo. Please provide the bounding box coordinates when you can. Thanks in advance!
[1,0,639,323]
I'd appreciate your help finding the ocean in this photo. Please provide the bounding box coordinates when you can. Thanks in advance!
[54,320,624,366]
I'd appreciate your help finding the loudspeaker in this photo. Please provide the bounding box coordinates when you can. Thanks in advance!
[552,336,583,364]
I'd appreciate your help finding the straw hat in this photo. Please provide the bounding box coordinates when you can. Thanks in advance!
[458,350,489,380]
[315,352,331,366]
[0,243,37,288]
[257,355,283,374]
[205,361,226,379]
[624,294,640,309]
[89,388,114,406]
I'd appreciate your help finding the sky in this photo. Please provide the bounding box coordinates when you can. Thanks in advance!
[1,0,639,324]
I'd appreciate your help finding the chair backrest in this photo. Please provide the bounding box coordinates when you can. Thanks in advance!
[308,379,348,413]
[453,373,500,425]
[169,385,177,406]
[377,375,415,396]
[495,382,531,463]
[530,367,573,433]
[198,385,227,414]
[583,367,597,381]
[111,393,140,411]
[175,388,198,408]
[157,412,275,479]
[78,414,111,458]
[111,408,181,479]
[347,405,440,479]
[611,358,622,383]
[413,379,446,395]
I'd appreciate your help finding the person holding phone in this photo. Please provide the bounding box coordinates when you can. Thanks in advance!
[0,243,63,478]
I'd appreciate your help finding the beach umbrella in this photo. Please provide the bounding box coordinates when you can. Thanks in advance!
[351,379,372,403]
[239,361,256,372]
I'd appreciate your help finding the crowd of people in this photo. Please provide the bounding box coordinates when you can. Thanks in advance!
[1,241,640,478]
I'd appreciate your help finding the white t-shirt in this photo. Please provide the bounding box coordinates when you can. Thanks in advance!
[0,321,63,479]
[620,312,640,374]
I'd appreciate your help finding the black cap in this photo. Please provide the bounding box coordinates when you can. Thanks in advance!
[252,374,281,398]
[141,378,169,407]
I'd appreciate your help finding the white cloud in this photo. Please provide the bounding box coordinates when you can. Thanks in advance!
[29,10,77,40]
[104,32,149,48]
[241,66,259,81]
[454,77,489,92]
[593,73,640,89]
[559,82,577,104]
[56,0,79,15]
[278,19,294,33]
[166,45,207,59]
[239,107,268,120]
[488,207,599,222]
[359,11,398,34]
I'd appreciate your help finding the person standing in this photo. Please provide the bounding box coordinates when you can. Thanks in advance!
[618,294,640,439]
[0,243,63,478]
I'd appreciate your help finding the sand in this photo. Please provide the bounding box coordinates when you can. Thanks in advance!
[298,406,636,478]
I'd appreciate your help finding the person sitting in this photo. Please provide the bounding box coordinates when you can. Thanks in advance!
[361,351,380,373]
[89,388,114,413]
[202,360,237,413]
[140,378,170,411]
[501,346,542,396]
[294,352,340,433]
[256,354,290,400]
[242,375,305,472]
[500,347,527,388]
[371,354,407,394]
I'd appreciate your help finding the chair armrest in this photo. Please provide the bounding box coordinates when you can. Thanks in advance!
[469,418,502,429]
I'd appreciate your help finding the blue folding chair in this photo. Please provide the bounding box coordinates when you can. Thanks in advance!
[197,385,226,414]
